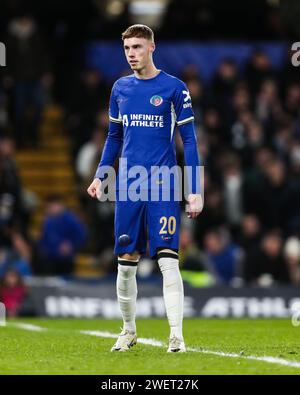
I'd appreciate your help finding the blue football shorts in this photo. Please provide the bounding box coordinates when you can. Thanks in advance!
[114,196,181,258]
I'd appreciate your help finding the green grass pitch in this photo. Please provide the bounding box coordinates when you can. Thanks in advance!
[0,318,300,375]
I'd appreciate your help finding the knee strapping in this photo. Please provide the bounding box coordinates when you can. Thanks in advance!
[117,259,138,279]
[157,251,179,273]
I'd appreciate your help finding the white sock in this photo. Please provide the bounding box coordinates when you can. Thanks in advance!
[158,251,184,340]
[117,259,138,333]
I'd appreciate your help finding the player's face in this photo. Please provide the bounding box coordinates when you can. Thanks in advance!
[123,37,154,72]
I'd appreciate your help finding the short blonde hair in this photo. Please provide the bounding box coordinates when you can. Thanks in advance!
[122,24,154,42]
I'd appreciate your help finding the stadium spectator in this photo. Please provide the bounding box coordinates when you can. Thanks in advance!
[203,107,229,149]
[242,147,275,215]
[283,83,300,119]
[0,228,32,277]
[258,158,292,230]
[194,184,226,247]
[0,269,27,317]
[97,108,110,131]
[284,237,300,285]
[65,69,108,158]
[237,214,262,252]
[212,58,239,109]
[203,228,243,285]
[221,153,244,231]
[179,227,216,287]
[285,145,300,235]
[232,84,252,117]
[255,79,281,131]
[186,78,205,126]
[181,64,201,82]
[0,90,9,136]
[76,129,106,183]
[35,195,87,276]
[243,120,265,166]
[76,128,114,254]
[5,16,49,147]
[245,50,275,96]
[244,230,290,286]
[280,48,300,87]
[273,121,294,162]
[0,136,28,245]
[0,247,31,278]
[0,135,30,236]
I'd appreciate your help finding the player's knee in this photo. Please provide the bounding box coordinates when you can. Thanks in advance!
[157,249,179,272]
[157,248,175,254]
[119,252,140,261]
[117,265,137,279]
[118,253,139,278]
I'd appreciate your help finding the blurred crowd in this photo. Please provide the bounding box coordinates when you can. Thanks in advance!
[0,9,300,315]
[1,0,299,41]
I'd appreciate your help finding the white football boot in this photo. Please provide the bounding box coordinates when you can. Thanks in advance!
[167,335,186,353]
[111,329,137,352]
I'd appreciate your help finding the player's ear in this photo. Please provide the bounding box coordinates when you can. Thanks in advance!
[150,42,155,53]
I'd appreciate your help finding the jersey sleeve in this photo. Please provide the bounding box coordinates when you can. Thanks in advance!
[173,80,194,126]
[109,83,122,124]
[178,121,201,194]
[174,80,201,194]
[94,83,123,180]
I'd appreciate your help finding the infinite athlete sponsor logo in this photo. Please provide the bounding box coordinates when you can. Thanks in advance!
[150,95,163,106]
[123,114,164,127]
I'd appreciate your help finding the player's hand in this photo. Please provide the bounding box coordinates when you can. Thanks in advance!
[87,178,102,200]
[186,194,203,218]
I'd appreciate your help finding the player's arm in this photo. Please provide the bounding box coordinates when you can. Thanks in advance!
[174,81,203,218]
[178,121,203,218]
[87,84,123,199]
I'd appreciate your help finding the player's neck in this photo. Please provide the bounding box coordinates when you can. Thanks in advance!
[134,64,160,80]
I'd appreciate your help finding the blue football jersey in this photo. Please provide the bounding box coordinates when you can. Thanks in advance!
[96,70,200,194]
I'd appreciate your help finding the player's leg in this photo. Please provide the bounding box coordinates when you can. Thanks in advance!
[112,200,147,351]
[148,200,186,352]
[111,251,140,351]
[117,252,139,334]
[157,248,186,352]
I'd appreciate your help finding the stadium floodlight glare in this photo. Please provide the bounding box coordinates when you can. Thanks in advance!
[106,0,125,17]
[129,0,168,27]
[130,0,166,15]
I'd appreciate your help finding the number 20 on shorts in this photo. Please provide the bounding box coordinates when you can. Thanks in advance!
[159,216,176,235]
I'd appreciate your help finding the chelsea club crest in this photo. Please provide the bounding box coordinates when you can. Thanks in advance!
[150,95,163,106]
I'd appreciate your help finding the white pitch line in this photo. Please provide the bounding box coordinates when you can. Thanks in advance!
[188,347,300,369]
[6,325,300,370]
[9,322,47,332]
[80,330,164,347]
[81,330,300,370]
